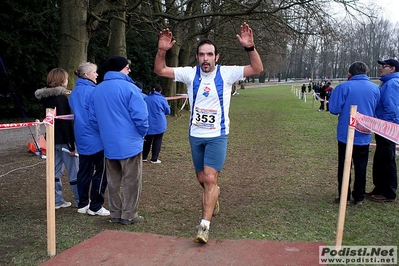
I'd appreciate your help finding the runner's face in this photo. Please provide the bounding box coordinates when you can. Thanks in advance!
[196,44,219,73]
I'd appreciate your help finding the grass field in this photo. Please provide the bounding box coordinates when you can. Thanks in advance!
[0,83,398,265]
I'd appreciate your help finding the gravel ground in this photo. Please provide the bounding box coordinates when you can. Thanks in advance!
[0,125,44,153]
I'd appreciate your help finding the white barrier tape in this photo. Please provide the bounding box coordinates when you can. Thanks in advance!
[356,112,399,144]
[0,121,41,130]
[55,114,75,120]
[179,97,188,111]
[370,143,399,148]
[165,94,188,100]
[313,92,328,102]
[0,112,75,130]
[165,94,188,112]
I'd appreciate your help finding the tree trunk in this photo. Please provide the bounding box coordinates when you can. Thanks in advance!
[59,0,89,90]
[109,3,127,57]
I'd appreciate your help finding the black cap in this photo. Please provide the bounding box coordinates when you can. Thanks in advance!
[377,59,399,72]
[102,56,129,72]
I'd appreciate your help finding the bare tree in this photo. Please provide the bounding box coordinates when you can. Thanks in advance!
[58,0,376,89]
[59,0,91,89]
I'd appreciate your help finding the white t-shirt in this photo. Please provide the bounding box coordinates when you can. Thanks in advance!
[174,65,245,137]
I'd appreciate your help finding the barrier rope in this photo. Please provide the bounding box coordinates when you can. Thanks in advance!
[167,111,187,127]
[0,160,45,179]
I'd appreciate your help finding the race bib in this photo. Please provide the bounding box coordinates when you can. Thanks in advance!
[193,107,217,129]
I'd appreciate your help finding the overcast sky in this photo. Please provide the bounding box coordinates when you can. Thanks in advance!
[361,0,399,23]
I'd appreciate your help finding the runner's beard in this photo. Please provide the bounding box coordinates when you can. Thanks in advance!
[201,63,213,73]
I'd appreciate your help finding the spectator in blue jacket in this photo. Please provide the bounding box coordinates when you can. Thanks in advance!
[134,81,148,99]
[329,61,380,205]
[142,84,171,164]
[69,62,109,216]
[89,56,149,225]
[368,59,399,202]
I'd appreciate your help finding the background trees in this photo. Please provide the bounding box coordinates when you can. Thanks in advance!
[1,0,398,119]
[0,0,59,118]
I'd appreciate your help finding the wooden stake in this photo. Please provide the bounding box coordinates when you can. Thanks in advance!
[46,108,56,256]
[312,93,315,109]
[335,105,357,247]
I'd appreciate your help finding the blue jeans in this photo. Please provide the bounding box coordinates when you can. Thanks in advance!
[55,144,79,206]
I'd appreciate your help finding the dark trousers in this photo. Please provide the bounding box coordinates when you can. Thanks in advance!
[319,100,324,110]
[337,141,369,202]
[77,150,107,211]
[142,133,164,162]
[372,134,397,199]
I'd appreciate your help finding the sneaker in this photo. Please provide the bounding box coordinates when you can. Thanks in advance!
[150,159,161,164]
[120,216,145,225]
[55,201,72,209]
[193,224,209,244]
[354,200,364,205]
[77,204,90,214]
[87,207,110,216]
[213,186,220,217]
[142,159,147,162]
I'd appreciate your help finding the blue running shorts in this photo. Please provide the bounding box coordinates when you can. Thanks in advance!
[189,135,228,172]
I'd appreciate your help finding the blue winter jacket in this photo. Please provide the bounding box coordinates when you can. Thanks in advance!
[375,72,399,124]
[329,74,380,145]
[90,72,148,159]
[145,91,171,135]
[69,78,103,155]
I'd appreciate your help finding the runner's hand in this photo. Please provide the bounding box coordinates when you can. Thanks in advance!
[236,22,254,48]
[158,28,176,51]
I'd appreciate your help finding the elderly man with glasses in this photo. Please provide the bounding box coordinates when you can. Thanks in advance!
[368,59,399,202]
